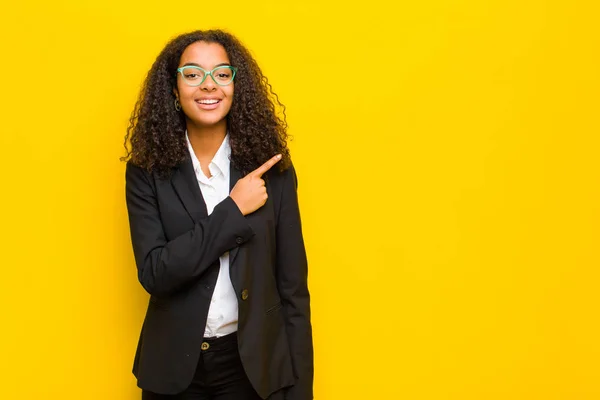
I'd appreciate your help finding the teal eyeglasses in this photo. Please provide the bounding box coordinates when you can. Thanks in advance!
[176,65,237,86]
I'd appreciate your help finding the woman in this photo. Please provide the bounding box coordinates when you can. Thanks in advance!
[122,29,313,400]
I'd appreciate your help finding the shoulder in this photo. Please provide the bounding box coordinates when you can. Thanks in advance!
[267,162,297,188]
[125,161,162,196]
[126,160,150,181]
[126,160,177,184]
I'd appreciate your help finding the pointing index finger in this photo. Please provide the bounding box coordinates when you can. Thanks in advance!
[251,154,282,177]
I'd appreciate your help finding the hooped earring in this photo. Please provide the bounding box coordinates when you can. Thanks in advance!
[174,98,182,111]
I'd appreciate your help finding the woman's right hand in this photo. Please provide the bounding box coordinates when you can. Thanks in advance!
[230,154,282,216]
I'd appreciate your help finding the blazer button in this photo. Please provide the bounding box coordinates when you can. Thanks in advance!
[201,342,210,351]
[236,237,243,245]
[241,289,249,300]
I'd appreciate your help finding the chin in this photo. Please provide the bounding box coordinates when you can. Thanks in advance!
[189,114,228,127]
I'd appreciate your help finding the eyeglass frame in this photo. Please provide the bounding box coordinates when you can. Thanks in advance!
[176,65,238,87]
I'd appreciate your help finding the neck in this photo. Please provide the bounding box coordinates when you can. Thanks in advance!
[186,119,227,158]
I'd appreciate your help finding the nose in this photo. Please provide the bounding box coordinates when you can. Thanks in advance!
[200,74,217,91]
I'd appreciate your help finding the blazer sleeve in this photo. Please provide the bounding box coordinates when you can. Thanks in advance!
[275,165,314,400]
[125,162,255,298]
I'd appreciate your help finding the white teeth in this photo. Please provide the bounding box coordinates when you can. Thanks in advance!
[197,99,219,105]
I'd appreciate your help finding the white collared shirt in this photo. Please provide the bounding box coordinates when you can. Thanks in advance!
[186,132,238,338]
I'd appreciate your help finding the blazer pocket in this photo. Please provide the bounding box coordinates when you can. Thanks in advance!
[265,301,282,315]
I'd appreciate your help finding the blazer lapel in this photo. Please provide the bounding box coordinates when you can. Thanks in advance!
[172,158,244,267]
[229,162,243,266]
[171,156,208,224]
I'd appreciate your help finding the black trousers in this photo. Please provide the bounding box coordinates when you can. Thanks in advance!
[142,333,262,400]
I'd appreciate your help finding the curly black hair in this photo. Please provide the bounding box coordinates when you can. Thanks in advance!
[121,29,291,178]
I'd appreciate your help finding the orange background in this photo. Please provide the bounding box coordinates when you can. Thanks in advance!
[0,1,599,398]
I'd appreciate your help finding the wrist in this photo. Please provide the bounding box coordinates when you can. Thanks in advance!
[229,195,247,216]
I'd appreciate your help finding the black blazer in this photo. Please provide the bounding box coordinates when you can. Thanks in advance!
[125,154,313,399]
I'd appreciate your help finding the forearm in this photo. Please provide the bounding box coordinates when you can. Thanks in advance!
[134,196,253,297]
[282,296,314,400]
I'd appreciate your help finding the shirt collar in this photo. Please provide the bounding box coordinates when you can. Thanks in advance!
[185,131,231,178]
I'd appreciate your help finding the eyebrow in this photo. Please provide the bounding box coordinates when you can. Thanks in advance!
[181,62,231,68]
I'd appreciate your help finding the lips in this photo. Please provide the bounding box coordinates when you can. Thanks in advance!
[195,98,222,110]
